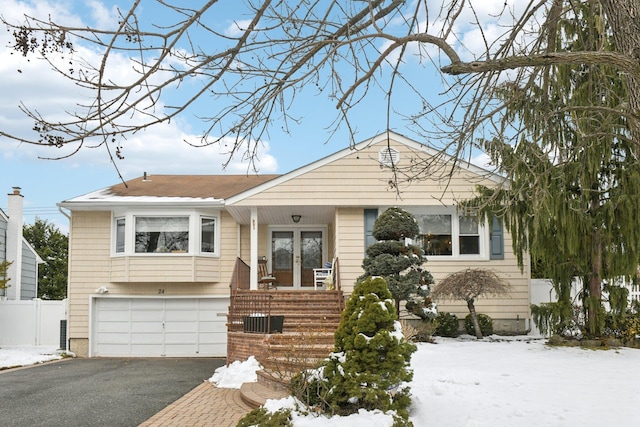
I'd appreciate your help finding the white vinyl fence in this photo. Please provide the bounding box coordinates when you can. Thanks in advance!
[0,299,67,347]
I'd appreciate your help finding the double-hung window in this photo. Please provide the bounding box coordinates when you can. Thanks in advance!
[413,208,484,258]
[416,214,453,256]
[115,218,126,253]
[200,217,216,253]
[458,214,480,255]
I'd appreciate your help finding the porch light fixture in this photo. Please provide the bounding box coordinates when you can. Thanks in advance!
[291,214,302,223]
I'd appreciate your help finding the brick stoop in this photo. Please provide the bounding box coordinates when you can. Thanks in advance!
[228,290,344,371]
[240,380,290,409]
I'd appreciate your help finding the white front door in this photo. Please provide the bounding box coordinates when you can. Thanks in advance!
[270,228,326,289]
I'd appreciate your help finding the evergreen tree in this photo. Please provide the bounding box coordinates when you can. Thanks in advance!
[23,218,68,300]
[469,2,640,337]
[322,276,416,423]
[361,207,433,314]
[0,260,12,292]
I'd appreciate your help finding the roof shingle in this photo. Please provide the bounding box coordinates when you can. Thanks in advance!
[105,174,280,199]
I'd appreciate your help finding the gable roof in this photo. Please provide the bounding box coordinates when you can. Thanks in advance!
[225,130,503,205]
[60,131,502,210]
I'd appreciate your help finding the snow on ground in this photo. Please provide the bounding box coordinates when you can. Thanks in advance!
[211,336,640,427]
[0,346,62,369]
[209,355,262,388]
[6,339,640,426]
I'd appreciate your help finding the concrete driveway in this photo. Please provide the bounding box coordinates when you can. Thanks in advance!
[0,357,225,427]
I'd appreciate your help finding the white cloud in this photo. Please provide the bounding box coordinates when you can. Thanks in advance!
[86,0,120,30]
[224,19,253,37]
[0,0,278,178]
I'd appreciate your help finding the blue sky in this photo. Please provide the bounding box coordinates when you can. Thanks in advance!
[0,0,514,233]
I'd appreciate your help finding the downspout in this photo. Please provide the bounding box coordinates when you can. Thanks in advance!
[57,204,71,352]
[57,205,71,220]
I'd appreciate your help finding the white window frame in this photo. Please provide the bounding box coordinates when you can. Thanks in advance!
[115,217,126,253]
[200,216,217,254]
[111,209,220,257]
[395,206,489,260]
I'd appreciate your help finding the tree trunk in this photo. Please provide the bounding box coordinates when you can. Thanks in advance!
[587,223,603,337]
[467,299,483,339]
[600,0,640,154]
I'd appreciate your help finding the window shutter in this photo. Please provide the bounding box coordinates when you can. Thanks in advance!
[364,209,378,251]
[490,216,504,260]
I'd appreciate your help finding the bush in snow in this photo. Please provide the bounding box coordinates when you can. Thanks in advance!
[431,268,510,339]
[434,312,460,338]
[464,313,493,337]
[293,276,416,425]
[361,207,433,314]
[236,407,292,427]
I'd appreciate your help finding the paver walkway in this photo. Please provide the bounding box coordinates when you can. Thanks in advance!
[139,381,253,427]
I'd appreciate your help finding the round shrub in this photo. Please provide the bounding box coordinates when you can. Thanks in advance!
[372,207,420,241]
[434,312,459,337]
[464,313,494,336]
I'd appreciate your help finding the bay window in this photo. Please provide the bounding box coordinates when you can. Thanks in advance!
[135,217,189,253]
[113,212,218,255]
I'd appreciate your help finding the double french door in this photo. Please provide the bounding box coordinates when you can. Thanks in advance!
[270,228,326,289]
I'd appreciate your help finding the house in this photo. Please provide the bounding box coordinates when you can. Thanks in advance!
[59,131,531,359]
[0,187,44,300]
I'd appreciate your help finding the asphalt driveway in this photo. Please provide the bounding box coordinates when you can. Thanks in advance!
[0,357,225,427]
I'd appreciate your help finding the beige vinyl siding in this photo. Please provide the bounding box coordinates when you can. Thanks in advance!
[218,211,241,284]
[109,256,221,282]
[334,207,366,293]
[426,222,530,320]
[67,211,111,339]
[68,210,238,346]
[333,206,530,321]
[236,141,495,207]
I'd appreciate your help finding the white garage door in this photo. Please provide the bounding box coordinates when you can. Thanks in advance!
[92,297,228,357]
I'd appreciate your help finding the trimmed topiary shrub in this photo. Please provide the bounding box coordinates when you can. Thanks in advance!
[293,276,416,425]
[360,207,433,313]
[464,313,493,336]
[434,312,459,337]
[371,207,420,241]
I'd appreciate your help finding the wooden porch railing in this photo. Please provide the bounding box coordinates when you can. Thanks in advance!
[229,257,250,291]
[333,257,341,292]
[229,256,341,292]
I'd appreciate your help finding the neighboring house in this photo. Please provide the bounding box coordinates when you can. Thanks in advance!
[59,131,531,358]
[0,187,44,300]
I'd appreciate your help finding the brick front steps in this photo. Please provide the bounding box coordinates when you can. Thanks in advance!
[228,290,344,373]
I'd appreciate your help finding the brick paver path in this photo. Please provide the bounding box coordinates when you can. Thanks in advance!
[139,382,253,427]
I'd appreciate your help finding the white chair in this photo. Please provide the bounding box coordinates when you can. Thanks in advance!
[313,260,334,290]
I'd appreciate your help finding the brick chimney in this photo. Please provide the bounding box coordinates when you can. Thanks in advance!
[5,187,24,300]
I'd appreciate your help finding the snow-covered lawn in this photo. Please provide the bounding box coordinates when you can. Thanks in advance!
[0,346,63,370]
[6,339,640,426]
[212,336,640,427]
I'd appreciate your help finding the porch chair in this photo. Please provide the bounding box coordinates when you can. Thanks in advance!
[258,259,277,290]
[313,259,334,290]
